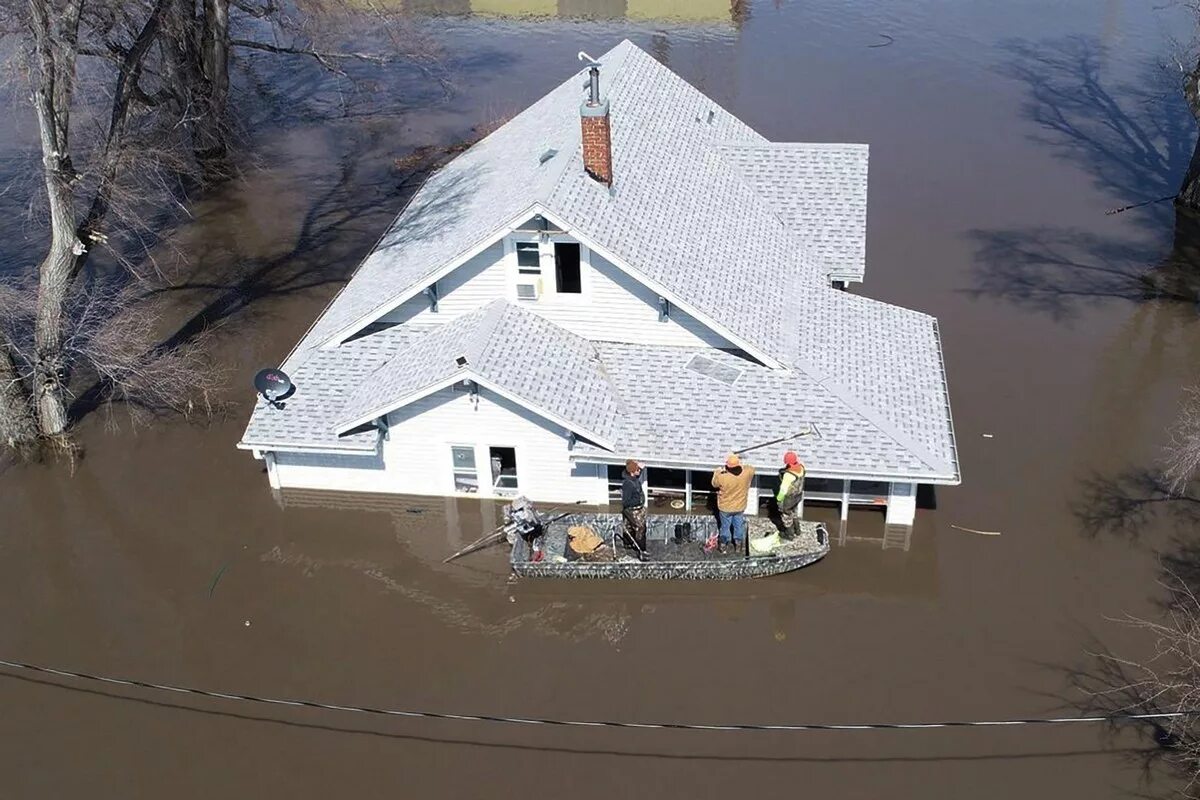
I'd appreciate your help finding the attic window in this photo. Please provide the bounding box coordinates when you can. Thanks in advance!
[686,354,743,386]
[516,242,541,274]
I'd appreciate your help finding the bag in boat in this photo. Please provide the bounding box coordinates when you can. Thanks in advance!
[567,525,604,554]
[749,532,783,555]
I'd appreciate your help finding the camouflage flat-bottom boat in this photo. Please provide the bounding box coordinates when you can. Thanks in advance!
[510,513,829,580]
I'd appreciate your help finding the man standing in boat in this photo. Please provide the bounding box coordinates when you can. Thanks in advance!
[621,459,648,557]
[776,451,806,540]
[707,454,756,554]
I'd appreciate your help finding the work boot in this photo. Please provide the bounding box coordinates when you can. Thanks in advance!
[781,527,797,541]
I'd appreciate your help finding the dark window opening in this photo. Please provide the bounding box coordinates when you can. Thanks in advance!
[489,446,518,496]
[648,468,686,494]
[555,242,582,294]
[607,464,623,500]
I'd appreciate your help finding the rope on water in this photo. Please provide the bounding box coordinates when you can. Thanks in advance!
[0,657,1195,732]
[1105,194,1177,215]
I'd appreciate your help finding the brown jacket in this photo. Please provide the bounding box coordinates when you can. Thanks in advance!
[711,464,756,513]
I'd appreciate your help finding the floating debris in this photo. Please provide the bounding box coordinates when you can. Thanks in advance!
[950,524,1001,536]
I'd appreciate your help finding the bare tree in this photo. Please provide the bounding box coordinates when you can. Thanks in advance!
[1083,577,1200,796]
[0,0,441,455]
[1166,389,1200,494]
[1182,60,1200,208]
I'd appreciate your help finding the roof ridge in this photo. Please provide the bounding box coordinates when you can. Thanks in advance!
[715,141,870,152]
[713,142,825,280]
[469,298,512,364]
[483,301,632,428]
[812,369,953,475]
[783,288,953,475]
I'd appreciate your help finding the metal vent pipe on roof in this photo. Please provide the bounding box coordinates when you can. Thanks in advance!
[587,65,600,105]
[577,51,612,187]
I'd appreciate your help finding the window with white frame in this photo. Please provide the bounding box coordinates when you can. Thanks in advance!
[511,236,587,302]
[515,242,541,275]
[451,446,478,493]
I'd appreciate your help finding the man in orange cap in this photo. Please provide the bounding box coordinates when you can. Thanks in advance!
[776,451,806,540]
[707,453,756,554]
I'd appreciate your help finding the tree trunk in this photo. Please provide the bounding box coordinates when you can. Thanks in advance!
[1180,60,1200,210]
[1180,137,1200,210]
[0,333,37,448]
[194,0,231,176]
[28,0,85,438]
[31,74,80,438]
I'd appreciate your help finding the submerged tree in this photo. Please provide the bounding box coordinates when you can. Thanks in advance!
[1182,61,1200,208]
[0,0,438,452]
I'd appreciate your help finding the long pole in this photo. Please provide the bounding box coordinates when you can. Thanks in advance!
[443,501,587,564]
[734,425,821,456]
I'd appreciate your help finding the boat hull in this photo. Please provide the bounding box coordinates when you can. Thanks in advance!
[510,513,829,580]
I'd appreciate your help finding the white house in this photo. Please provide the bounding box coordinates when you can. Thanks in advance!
[239,40,960,527]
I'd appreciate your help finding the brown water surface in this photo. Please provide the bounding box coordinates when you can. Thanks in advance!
[2,1,1199,797]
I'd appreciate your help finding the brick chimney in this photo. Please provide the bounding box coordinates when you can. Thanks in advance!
[580,64,612,186]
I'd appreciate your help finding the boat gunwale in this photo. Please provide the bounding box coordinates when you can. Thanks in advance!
[509,512,829,580]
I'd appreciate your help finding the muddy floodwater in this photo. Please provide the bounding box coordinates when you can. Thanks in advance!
[4,0,1200,796]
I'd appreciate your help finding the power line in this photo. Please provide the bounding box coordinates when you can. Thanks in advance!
[0,657,1190,733]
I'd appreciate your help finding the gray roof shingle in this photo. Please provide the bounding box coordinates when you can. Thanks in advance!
[575,338,953,480]
[240,324,432,452]
[718,143,869,282]
[336,300,626,446]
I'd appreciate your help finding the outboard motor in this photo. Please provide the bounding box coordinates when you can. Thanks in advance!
[504,496,545,559]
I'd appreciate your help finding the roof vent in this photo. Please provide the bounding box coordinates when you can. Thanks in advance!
[454,355,469,368]
[686,354,742,386]
[539,148,558,165]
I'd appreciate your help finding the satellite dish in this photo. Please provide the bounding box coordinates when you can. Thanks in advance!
[254,368,294,409]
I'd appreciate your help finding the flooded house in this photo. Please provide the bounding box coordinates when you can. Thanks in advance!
[238,39,959,527]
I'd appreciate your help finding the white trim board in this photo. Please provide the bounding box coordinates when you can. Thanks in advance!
[335,370,618,453]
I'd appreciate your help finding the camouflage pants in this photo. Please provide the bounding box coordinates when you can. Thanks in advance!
[780,505,801,538]
[622,506,647,552]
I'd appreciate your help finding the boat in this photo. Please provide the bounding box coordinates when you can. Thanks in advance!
[510,511,829,580]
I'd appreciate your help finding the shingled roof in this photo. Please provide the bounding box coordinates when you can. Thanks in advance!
[335,301,626,447]
[300,39,866,366]
[240,39,958,484]
[718,143,869,283]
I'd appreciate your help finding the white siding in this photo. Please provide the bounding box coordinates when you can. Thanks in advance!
[273,449,393,493]
[270,386,609,503]
[538,250,730,347]
[379,236,731,349]
[381,241,508,325]
[382,387,607,503]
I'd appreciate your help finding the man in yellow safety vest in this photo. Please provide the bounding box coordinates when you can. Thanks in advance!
[776,451,806,540]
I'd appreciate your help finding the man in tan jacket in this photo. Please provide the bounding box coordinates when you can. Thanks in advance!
[706,454,756,554]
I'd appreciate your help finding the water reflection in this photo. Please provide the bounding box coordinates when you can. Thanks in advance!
[276,489,941,610]
[402,0,747,25]
[969,37,1198,316]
